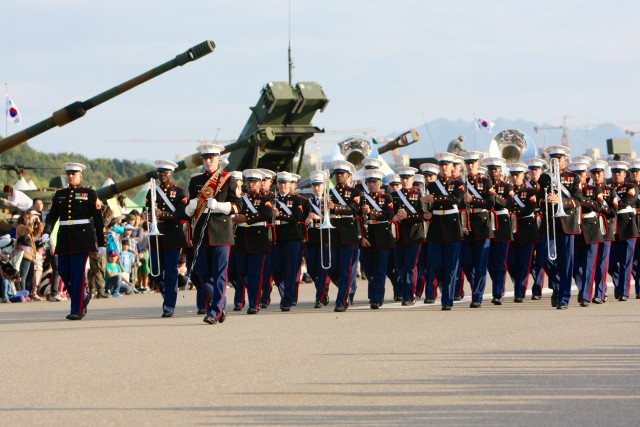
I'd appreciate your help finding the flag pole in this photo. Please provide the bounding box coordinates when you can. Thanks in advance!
[4,82,7,139]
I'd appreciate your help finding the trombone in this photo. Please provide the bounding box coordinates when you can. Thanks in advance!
[545,157,568,260]
[148,177,163,277]
[319,170,335,270]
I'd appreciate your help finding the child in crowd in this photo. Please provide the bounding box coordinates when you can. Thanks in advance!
[1,263,30,303]
[120,239,135,283]
[106,218,125,261]
[32,242,45,293]
[105,251,133,296]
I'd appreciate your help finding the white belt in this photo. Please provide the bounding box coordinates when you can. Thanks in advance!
[329,215,353,219]
[367,220,388,224]
[618,207,633,215]
[59,219,90,226]
[469,208,488,214]
[238,221,267,227]
[431,208,459,216]
[582,212,597,219]
[495,209,509,216]
[518,213,534,219]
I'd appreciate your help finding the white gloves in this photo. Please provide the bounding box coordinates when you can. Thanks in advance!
[98,247,106,255]
[41,233,50,244]
[207,198,218,210]
[185,198,198,217]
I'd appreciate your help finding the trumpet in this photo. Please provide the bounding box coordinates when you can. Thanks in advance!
[545,157,568,261]
[148,177,163,277]
[319,170,335,270]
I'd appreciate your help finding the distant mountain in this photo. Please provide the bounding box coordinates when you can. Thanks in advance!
[385,118,633,159]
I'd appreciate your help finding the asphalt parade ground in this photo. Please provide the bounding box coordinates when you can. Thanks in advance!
[2,279,640,427]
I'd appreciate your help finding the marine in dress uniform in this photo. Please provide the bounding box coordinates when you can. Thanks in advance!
[326,160,361,312]
[607,161,638,301]
[506,163,539,302]
[384,174,402,301]
[257,168,276,308]
[569,161,604,307]
[184,144,242,325]
[290,173,308,304]
[412,173,428,300]
[459,151,495,308]
[523,158,547,300]
[590,160,618,303]
[628,160,640,299]
[271,172,304,311]
[483,157,513,305]
[232,169,274,314]
[146,160,189,317]
[390,166,425,305]
[418,163,440,304]
[42,162,106,320]
[422,153,465,310]
[538,145,583,309]
[226,171,244,312]
[359,170,395,309]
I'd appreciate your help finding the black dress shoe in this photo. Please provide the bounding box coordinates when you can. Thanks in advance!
[441,305,452,311]
[401,300,411,306]
[556,303,568,310]
[197,309,206,315]
[260,303,268,309]
[322,295,330,306]
[591,297,603,304]
[551,289,558,307]
[314,302,322,309]
[247,308,257,314]
[577,294,584,303]
[203,314,217,324]
[161,311,173,318]
[514,297,523,303]
[580,301,590,307]
[469,302,481,308]
[454,295,462,302]
[66,314,82,320]
[619,296,628,301]
[219,310,227,323]
[291,302,297,306]
[334,306,345,312]
[233,305,242,312]
[424,299,435,304]
[492,298,503,305]
[370,302,380,309]
[531,295,541,301]
[394,296,402,302]
[281,306,291,312]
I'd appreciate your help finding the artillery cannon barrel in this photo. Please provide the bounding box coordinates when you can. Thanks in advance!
[377,129,419,155]
[0,40,216,155]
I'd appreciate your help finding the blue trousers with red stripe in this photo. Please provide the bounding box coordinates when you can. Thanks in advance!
[196,245,230,321]
[415,243,428,299]
[235,252,267,310]
[574,243,598,303]
[349,246,360,301]
[271,240,301,308]
[150,248,181,314]
[58,253,89,316]
[393,243,421,303]
[306,244,331,303]
[608,238,636,299]
[361,249,390,304]
[422,243,439,302]
[427,241,460,307]
[541,233,574,305]
[327,244,355,309]
[593,241,611,301]
[489,241,510,298]
[461,239,491,304]
[507,243,535,298]
[260,253,273,306]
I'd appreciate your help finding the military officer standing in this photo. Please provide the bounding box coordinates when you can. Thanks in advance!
[421,152,465,310]
[271,171,304,311]
[506,163,539,302]
[232,169,273,314]
[483,157,513,305]
[257,168,276,308]
[147,160,189,317]
[391,166,425,305]
[418,163,440,304]
[569,161,603,307]
[385,174,402,301]
[185,144,242,325]
[538,145,582,309]
[359,170,395,309]
[326,160,361,312]
[459,151,495,308]
[523,158,546,300]
[42,163,106,320]
[607,160,638,302]
[590,160,617,303]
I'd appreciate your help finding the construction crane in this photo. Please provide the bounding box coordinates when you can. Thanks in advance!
[534,116,570,147]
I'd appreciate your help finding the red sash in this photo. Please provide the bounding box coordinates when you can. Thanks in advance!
[194,170,231,224]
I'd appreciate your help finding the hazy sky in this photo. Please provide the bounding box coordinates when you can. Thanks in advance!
[2,0,639,163]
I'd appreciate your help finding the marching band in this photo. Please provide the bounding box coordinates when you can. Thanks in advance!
[50,142,640,322]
